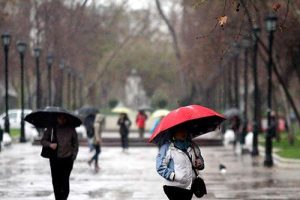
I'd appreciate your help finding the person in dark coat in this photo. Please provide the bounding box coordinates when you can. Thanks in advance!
[0,125,3,152]
[117,113,131,152]
[268,111,277,138]
[41,114,79,200]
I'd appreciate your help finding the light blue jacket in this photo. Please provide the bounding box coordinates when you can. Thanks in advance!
[156,141,204,189]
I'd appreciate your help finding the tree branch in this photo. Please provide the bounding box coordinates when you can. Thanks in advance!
[155,0,181,60]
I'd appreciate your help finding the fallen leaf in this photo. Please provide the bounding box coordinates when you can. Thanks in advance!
[218,16,228,27]
[272,3,281,12]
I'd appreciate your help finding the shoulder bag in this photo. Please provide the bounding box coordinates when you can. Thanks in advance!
[41,128,57,159]
[184,150,207,198]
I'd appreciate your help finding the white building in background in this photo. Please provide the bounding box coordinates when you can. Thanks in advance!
[125,69,150,110]
[0,83,18,112]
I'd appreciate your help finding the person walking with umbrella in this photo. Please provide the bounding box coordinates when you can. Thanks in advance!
[0,125,3,152]
[149,105,225,199]
[88,113,105,172]
[117,112,131,152]
[157,125,205,200]
[135,110,148,138]
[25,107,81,200]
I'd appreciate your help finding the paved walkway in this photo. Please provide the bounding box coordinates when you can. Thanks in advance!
[0,143,300,200]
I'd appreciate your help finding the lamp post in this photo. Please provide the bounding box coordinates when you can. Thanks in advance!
[1,32,11,134]
[34,48,42,109]
[241,38,250,150]
[17,41,27,143]
[59,61,65,107]
[252,25,261,156]
[264,14,278,167]
[79,75,83,107]
[67,68,71,110]
[72,72,77,110]
[227,60,233,107]
[232,42,240,109]
[46,54,54,106]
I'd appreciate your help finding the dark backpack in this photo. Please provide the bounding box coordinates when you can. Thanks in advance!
[0,126,3,141]
[84,115,95,138]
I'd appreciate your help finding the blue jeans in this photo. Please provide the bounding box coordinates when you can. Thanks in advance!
[91,144,101,164]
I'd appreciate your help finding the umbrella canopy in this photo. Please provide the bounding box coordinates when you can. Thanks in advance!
[24,106,82,128]
[111,106,132,114]
[77,106,99,117]
[151,109,170,118]
[148,105,225,144]
[224,108,240,118]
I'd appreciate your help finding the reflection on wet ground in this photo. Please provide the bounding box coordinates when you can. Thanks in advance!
[0,143,300,199]
[203,146,300,200]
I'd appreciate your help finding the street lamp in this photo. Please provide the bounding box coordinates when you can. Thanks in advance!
[1,32,11,134]
[67,68,71,110]
[59,61,65,107]
[232,42,240,109]
[241,38,250,151]
[17,41,27,143]
[79,75,83,107]
[72,72,77,110]
[46,54,54,106]
[264,14,278,167]
[252,25,261,156]
[34,47,42,109]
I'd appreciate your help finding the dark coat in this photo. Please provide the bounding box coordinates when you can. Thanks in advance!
[117,117,131,135]
[41,127,78,160]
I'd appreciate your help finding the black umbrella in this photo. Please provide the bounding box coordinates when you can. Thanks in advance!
[77,106,99,118]
[24,106,82,128]
[224,108,240,118]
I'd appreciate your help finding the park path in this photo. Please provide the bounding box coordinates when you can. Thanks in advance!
[0,143,300,199]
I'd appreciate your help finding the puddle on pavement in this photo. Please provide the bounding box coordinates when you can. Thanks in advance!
[88,189,105,198]
[229,179,300,190]
[88,188,133,198]
[32,190,52,197]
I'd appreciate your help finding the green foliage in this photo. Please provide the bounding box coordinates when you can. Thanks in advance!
[108,99,118,109]
[273,132,300,159]
[277,147,300,159]
[157,99,168,108]
[10,129,20,138]
[259,131,300,159]
[151,90,170,109]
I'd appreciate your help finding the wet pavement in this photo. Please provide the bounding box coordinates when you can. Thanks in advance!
[0,143,300,200]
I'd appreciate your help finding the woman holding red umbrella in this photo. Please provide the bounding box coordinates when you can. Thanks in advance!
[150,105,225,199]
[156,125,204,200]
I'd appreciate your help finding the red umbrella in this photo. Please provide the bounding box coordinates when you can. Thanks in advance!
[148,105,225,144]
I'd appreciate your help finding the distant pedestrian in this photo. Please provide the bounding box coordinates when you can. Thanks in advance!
[41,114,79,200]
[83,114,96,152]
[136,110,148,138]
[88,113,105,172]
[230,115,242,150]
[0,125,3,152]
[156,126,205,200]
[268,111,277,139]
[149,116,164,135]
[117,113,131,152]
